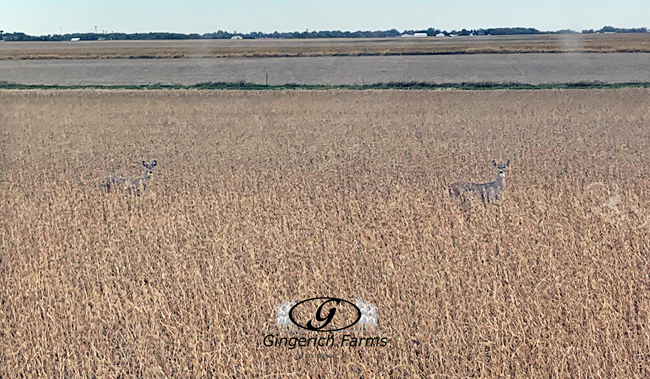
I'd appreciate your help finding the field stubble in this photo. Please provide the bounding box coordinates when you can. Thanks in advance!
[1,89,650,377]
[1,34,650,60]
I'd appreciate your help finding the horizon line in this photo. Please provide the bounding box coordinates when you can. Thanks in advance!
[2,25,648,38]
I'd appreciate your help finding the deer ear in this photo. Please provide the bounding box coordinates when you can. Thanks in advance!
[142,161,147,167]
[151,160,157,167]
[506,160,510,166]
[492,160,497,166]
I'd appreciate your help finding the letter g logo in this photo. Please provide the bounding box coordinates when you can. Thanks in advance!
[289,297,361,332]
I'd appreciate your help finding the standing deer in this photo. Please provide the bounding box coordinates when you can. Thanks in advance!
[102,160,157,194]
[449,160,510,203]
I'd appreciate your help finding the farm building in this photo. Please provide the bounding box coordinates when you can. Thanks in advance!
[402,33,428,38]
[231,35,243,39]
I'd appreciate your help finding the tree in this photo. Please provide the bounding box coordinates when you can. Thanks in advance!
[426,27,441,36]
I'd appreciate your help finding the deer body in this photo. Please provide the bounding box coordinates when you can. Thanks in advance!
[449,160,509,203]
[103,160,157,194]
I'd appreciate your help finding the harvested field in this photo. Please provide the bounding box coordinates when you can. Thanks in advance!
[2,89,650,377]
[3,53,650,86]
[1,34,650,60]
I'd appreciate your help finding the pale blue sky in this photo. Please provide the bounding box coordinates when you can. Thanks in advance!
[3,0,648,36]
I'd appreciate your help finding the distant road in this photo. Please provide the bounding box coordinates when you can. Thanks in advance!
[2,54,650,85]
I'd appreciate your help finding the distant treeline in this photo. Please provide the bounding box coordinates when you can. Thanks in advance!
[0,26,647,41]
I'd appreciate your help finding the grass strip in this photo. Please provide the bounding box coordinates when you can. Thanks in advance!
[1,80,650,91]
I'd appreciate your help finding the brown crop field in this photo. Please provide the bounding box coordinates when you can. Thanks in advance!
[2,88,650,377]
[5,54,650,86]
[1,33,650,60]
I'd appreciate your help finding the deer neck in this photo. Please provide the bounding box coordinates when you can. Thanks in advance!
[495,173,505,189]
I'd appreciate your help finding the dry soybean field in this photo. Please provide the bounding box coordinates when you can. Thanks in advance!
[2,89,650,377]
[1,34,650,60]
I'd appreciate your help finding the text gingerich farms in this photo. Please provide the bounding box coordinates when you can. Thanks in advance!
[263,334,389,350]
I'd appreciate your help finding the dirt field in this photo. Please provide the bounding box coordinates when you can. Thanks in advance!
[2,89,650,377]
[1,34,650,60]
[2,53,650,85]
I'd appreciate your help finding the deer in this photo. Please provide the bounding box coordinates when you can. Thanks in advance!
[449,160,510,204]
[102,160,157,194]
